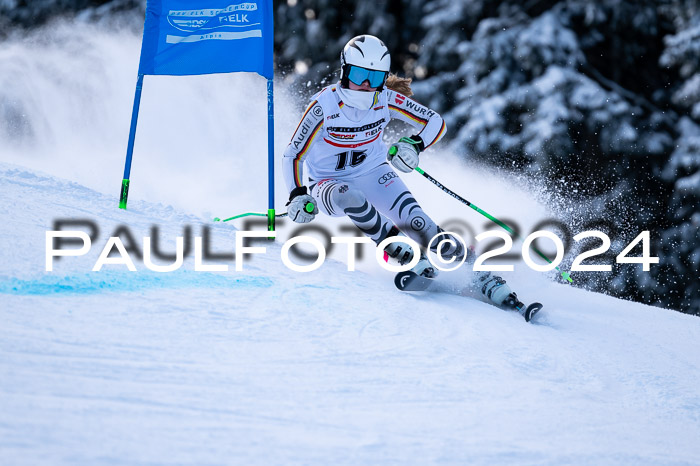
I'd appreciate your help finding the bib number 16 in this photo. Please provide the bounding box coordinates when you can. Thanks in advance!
[335,150,367,171]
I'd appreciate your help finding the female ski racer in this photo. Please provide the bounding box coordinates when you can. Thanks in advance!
[282,34,518,308]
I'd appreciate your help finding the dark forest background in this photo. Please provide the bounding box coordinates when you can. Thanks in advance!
[2,0,699,315]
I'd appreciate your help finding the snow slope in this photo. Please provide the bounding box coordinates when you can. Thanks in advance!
[1,164,700,465]
[2,20,700,465]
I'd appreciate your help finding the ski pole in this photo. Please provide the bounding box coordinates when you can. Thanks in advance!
[414,166,572,283]
[215,201,315,223]
[214,212,287,222]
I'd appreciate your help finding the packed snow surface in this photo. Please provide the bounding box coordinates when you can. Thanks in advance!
[1,164,700,465]
[1,22,699,464]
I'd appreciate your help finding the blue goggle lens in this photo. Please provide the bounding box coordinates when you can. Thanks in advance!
[347,66,387,88]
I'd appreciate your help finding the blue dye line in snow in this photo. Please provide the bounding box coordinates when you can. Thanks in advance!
[0,271,274,296]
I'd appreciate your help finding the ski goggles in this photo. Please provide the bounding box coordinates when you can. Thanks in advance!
[346,65,388,88]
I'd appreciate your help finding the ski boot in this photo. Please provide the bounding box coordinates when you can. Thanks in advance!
[385,228,437,291]
[409,251,437,278]
[475,271,512,305]
[384,228,436,278]
[393,251,437,291]
[474,271,542,322]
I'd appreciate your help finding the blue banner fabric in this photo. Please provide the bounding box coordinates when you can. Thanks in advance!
[138,0,273,78]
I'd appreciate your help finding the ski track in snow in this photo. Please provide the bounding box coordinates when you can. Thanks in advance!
[1,165,700,465]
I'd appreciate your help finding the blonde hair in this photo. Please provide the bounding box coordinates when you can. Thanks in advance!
[385,74,413,97]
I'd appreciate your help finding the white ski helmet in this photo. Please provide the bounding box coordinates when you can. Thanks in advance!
[340,35,391,90]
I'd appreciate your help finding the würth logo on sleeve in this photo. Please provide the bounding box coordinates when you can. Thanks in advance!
[394,94,405,105]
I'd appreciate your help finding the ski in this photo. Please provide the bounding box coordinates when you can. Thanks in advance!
[522,303,544,322]
[395,272,543,322]
[394,270,434,291]
[502,292,543,322]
